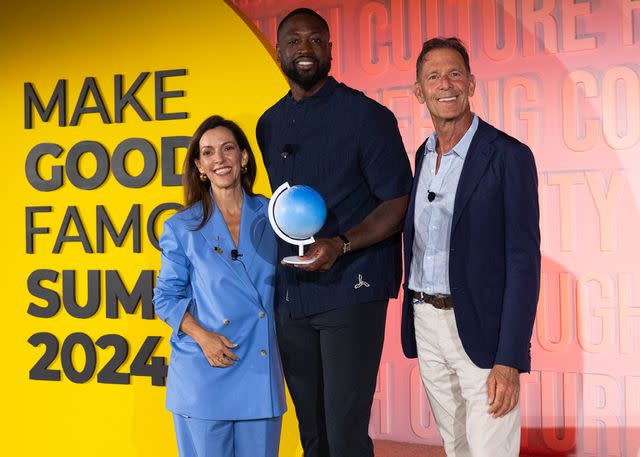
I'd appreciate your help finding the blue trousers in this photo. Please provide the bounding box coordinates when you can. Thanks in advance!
[173,414,282,457]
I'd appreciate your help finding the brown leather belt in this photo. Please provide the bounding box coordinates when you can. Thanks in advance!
[411,290,453,310]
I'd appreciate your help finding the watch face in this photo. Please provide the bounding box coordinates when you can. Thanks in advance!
[338,234,350,253]
[343,241,351,254]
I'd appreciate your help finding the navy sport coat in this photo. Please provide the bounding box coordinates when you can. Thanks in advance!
[401,118,541,372]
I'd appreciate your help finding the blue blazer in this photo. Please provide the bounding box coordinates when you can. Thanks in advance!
[153,192,286,420]
[401,118,541,372]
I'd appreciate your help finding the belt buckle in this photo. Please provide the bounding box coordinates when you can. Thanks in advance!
[412,290,427,302]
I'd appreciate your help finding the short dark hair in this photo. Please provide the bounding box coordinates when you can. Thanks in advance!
[182,115,257,230]
[277,8,329,41]
[416,37,471,79]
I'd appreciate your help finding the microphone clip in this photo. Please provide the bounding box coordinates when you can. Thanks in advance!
[281,144,293,158]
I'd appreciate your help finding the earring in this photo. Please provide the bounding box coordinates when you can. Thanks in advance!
[199,171,208,182]
[241,166,247,175]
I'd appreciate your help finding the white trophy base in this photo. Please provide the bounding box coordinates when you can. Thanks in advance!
[282,255,317,265]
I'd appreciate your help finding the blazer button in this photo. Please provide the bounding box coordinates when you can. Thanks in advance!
[258,312,266,318]
[223,319,230,326]
[260,349,267,356]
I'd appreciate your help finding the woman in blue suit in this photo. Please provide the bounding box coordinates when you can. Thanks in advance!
[153,115,286,457]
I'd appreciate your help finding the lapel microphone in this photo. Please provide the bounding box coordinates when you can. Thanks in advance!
[427,191,436,202]
[231,249,242,261]
[281,144,294,158]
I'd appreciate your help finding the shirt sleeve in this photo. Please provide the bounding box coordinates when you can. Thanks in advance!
[152,220,192,335]
[357,103,413,201]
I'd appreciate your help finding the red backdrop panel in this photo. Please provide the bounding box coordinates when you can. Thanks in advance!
[234,1,640,455]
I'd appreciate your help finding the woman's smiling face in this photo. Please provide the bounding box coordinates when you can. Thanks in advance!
[195,126,248,191]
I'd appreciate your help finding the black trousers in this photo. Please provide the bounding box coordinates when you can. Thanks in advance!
[276,300,388,457]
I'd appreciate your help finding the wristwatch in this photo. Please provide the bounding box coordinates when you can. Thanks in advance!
[338,234,351,254]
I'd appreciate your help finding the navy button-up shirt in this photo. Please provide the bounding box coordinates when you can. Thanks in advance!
[257,77,413,317]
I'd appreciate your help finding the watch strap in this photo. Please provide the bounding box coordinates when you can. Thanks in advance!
[338,234,351,254]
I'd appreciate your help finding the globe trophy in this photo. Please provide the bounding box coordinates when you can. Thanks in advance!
[268,182,327,265]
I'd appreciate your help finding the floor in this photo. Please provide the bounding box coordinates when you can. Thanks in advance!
[373,440,543,457]
[374,440,446,457]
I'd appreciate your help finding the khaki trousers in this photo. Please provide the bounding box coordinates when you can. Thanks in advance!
[414,300,521,457]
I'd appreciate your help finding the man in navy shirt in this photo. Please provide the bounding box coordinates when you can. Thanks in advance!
[256,8,412,457]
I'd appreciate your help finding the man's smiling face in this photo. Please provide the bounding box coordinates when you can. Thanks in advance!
[414,47,476,126]
[277,13,332,92]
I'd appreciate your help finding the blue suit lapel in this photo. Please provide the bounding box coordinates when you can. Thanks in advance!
[197,193,264,307]
[238,193,267,279]
[452,119,497,233]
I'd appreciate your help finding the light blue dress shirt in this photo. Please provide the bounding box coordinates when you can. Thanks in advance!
[408,115,479,295]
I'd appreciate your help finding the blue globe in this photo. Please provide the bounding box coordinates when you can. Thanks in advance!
[273,185,327,240]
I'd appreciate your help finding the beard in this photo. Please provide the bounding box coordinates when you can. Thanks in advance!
[281,57,331,91]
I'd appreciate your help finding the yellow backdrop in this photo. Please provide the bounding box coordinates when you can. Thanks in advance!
[0,0,301,455]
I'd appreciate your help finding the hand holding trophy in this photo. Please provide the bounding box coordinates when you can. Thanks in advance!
[268,182,327,265]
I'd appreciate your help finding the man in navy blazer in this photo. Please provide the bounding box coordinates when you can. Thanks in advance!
[401,37,540,456]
